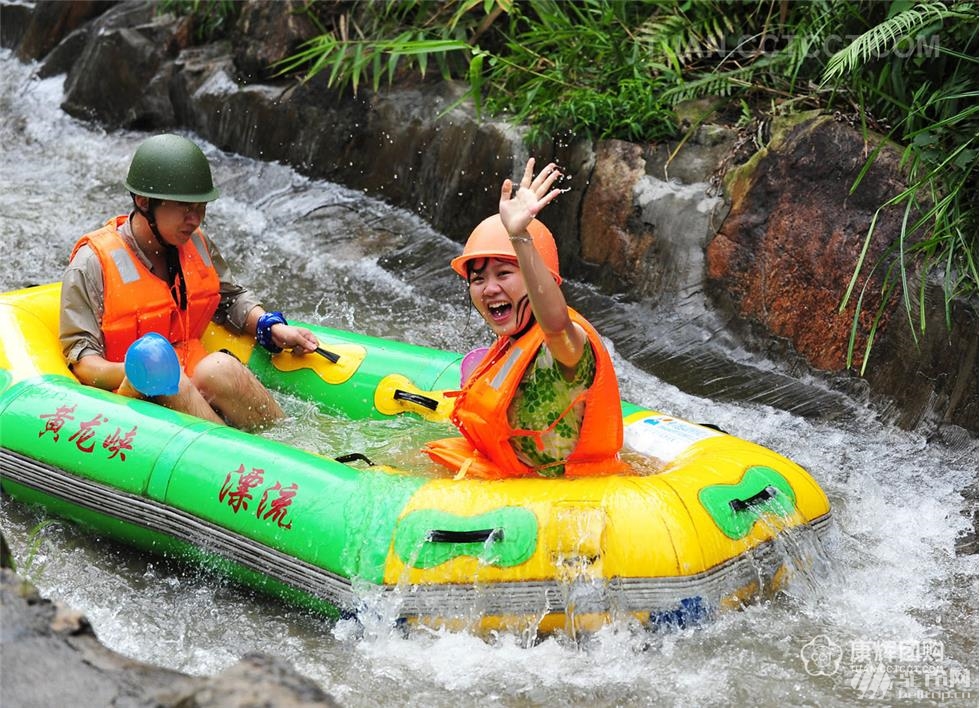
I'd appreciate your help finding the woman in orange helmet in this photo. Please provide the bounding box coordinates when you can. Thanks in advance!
[426,158,628,479]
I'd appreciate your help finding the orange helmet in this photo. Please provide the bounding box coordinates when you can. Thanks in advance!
[451,215,562,284]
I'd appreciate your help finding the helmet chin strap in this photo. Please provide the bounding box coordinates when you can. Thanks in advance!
[131,197,188,311]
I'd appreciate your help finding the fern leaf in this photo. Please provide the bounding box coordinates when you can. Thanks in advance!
[822,1,953,84]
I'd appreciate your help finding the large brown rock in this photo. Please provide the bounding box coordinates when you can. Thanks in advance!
[707,112,905,371]
[12,0,115,62]
[707,112,976,427]
[58,3,183,129]
[230,0,322,82]
[579,140,653,282]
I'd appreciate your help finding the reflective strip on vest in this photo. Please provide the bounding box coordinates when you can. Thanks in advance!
[109,247,141,284]
[490,346,523,390]
[190,232,213,268]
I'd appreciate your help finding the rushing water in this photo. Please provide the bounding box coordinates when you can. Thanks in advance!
[1,52,977,707]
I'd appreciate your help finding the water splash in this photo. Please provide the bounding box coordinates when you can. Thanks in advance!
[1,49,976,707]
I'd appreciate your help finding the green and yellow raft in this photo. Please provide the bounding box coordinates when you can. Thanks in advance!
[0,283,831,634]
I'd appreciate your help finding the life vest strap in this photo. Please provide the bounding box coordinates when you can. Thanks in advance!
[509,389,589,452]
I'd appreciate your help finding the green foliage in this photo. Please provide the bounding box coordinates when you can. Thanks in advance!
[275,0,977,366]
[822,1,953,82]
[821,1,978,370]
[157,0,241,42]
[276,1,488,93]
[478,1,677,141]
[517,78,678,144]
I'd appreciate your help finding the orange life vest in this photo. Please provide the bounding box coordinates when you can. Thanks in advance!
[425,309,629,478]
[71,215,221,371]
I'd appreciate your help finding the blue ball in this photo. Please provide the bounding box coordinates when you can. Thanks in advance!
[124,333,180,396]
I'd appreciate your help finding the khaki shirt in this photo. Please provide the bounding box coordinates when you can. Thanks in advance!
[60,217,262,365]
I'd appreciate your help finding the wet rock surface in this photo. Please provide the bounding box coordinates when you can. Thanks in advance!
[0,535,340,707]
[708,113,895,372]
[0,0,974,432]
[708,113,978,428]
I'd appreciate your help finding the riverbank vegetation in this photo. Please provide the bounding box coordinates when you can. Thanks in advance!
[163,0,977,362]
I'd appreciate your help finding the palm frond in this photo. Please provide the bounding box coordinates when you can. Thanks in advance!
[635,9,734,67]
[822,1,956,83]
[662,58,778,105]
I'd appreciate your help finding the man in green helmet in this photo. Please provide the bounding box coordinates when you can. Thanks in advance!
[60,133,318,429]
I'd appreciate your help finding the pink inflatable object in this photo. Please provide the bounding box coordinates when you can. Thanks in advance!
[460,346,490,385]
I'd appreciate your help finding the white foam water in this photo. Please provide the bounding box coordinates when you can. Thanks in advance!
[1,50,976,707]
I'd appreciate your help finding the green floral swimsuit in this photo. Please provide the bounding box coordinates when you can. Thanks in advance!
[506,342,597,477]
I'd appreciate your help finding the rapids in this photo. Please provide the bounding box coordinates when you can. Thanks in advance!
[1,51,976,707]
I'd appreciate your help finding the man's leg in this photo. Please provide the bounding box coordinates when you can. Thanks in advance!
[192,352,284,430]
[153,370,226,425]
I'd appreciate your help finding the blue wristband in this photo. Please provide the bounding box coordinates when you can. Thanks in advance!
[256,311,287,353]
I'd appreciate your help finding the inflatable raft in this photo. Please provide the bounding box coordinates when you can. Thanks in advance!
[0,283,831,634]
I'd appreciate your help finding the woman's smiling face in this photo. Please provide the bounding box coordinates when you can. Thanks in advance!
[467,257,532,337]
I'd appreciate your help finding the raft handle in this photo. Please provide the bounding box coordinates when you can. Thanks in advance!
[335,452,375,466]
[426,528,503,544]
[698,422,727,433]
[393,389,440,412]
[314,346,341,364]
[729,485,779,512]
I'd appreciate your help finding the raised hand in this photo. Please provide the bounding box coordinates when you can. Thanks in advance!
[498,158,563,239]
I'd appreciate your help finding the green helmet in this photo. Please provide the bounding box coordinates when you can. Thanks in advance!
[124,134,220,202]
